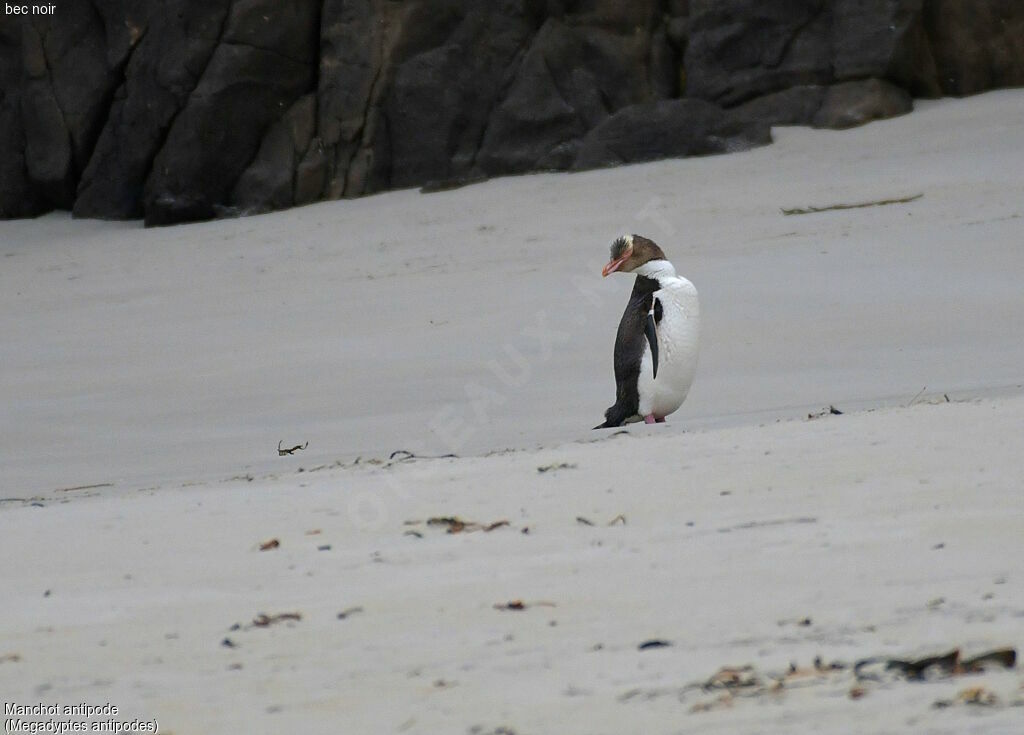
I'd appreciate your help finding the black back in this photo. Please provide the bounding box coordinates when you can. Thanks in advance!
[595,275,663,428]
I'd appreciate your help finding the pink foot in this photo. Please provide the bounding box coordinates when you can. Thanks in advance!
[644,414,657,424]
[655,417,666,424]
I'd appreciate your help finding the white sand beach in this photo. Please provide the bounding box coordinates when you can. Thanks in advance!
[1,90,1023,734]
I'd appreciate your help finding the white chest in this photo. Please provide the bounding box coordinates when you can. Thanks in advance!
[636,274,700,417]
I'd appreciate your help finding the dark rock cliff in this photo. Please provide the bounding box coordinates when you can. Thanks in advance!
[1,0,1022,225]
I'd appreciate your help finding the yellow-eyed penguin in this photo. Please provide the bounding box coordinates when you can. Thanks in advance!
[595,234,700,428]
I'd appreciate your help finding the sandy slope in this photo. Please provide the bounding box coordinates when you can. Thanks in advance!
[1,90,1023,734]
[1,397,1022,734]
[2,91,1024,497]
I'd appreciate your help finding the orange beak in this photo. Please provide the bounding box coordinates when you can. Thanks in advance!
[602,251,631,277]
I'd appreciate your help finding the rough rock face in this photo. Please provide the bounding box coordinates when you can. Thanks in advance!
[0,19,40,218]
[731,78,913,130]
[2,5,124,216]
[21,5,123,208]
[475,7,672,176]
[685,0,1024,104]
[813,79,914,129]
[684,0,940,105]
[142,0,320,225]
[1,0,1022,224]
[572,99,771,171]
[73,0,233,220]
[924,0,1024,95]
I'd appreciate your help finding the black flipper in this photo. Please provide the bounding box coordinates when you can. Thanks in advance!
[645,307,659,380]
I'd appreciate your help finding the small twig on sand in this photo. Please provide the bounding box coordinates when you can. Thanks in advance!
[388,450,458,463]
[782,193,922,216]
[807,405,843,420]
[493,600,557,611]
[418,516,509,534]
[537,462,577,473]
[907,386,927,407]
[278,441,308,456]
[251,612,302,627]
[56,483,114,493]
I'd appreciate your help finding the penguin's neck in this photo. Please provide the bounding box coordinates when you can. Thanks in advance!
[633,259,676,284]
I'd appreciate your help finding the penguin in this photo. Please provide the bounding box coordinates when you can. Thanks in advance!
[595,234,700,428]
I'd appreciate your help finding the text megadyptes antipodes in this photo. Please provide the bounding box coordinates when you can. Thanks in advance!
[595,234,700,428]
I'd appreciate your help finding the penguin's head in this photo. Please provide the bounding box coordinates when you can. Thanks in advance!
[602,234,666,277]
